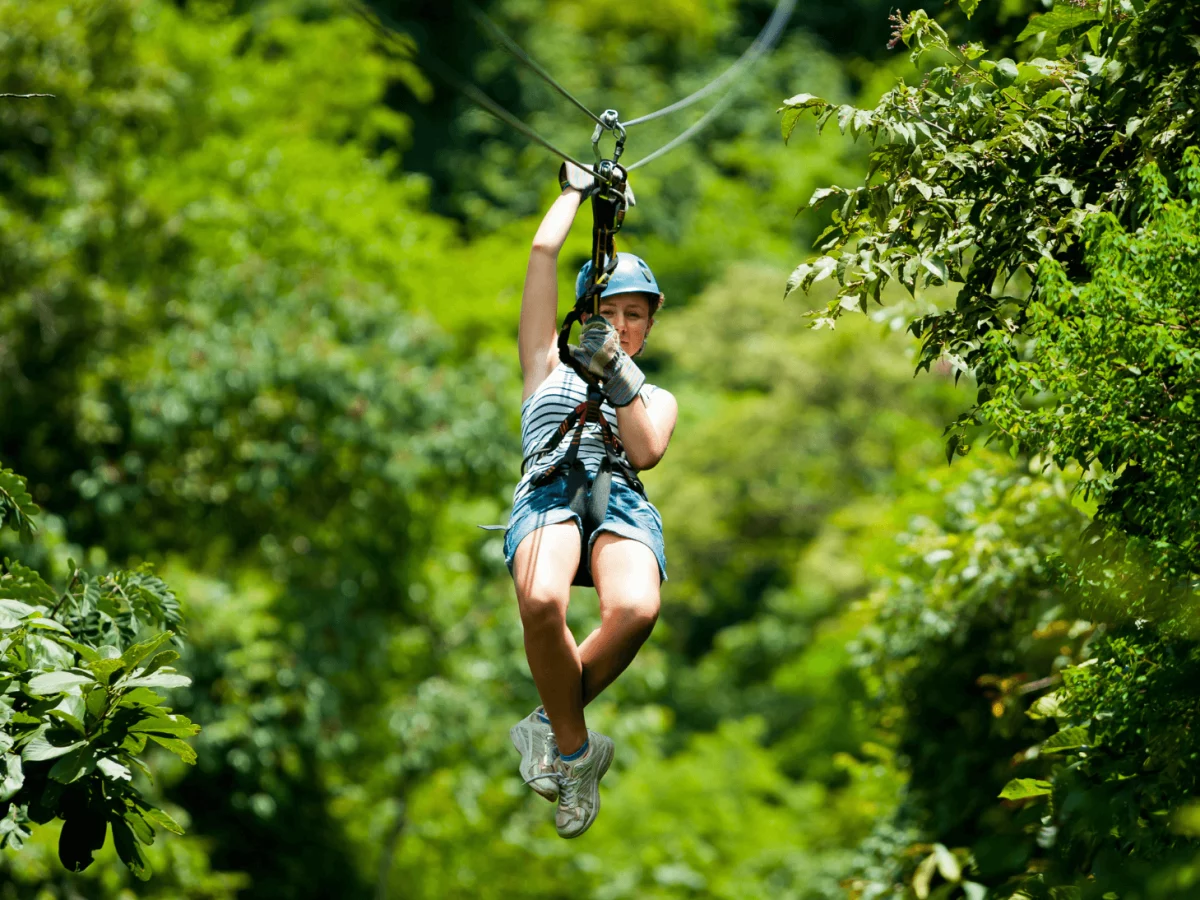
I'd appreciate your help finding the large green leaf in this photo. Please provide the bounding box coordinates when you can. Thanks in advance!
[57,805,107,873]
[122,671,191,690]
[22,734,86,762]
[1042,725,1090,754]
[28,671,96,696]
[147,734,198,765]
[1017,4,1103,44]
[118,632,173,672]
[128,712,200,737]
[111,816,151,880]
[999,778,1053,800]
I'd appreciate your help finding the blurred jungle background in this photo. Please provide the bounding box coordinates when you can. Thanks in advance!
[2,0,1199,897]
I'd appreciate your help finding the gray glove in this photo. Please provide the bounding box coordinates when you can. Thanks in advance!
[571,315,646,407]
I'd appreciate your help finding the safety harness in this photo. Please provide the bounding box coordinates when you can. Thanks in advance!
[529,113,648,588]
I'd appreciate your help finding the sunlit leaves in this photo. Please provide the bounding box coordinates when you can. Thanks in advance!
[998,778,1053,800]
[0,464,198,877]
[0,469,38,536]
[792,1,1200,896]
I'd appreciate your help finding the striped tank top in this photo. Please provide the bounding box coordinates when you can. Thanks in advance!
[514,364,658,502]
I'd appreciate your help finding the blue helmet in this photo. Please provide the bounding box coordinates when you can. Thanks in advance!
[574,252,661,303]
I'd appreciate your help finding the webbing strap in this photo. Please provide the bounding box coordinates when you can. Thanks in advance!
[526,385,643,587]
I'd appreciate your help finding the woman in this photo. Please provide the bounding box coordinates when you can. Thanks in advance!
[504,162,678,839]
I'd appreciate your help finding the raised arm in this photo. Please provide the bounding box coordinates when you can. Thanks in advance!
[519,184,585,401]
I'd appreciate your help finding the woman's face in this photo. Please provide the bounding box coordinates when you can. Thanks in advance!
[587,292,657,356]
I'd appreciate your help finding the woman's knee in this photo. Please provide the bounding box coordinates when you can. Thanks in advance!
[602,587,660,631]
[511,522,580,629]
[517,582,570,630]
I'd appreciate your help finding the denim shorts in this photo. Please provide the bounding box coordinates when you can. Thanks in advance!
[503,474,668,582]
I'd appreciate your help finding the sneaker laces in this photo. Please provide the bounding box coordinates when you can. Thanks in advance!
[559,770,582,809]
[523,771,563,789]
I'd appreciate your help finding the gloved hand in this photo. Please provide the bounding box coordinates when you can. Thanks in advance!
[559,160,599,198]
[571,315,646,407]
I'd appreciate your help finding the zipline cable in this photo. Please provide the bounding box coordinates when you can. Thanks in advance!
[348,1,603,178]
[350,0,796,176]
[622,0,796,128]
[625,81,741,171]
[464,1,606,129]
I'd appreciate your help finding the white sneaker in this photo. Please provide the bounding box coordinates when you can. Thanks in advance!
[510,709,559,802]
[554,730,614,839]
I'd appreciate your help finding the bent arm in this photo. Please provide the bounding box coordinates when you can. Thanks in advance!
[615,388,677,471]
[520,189,584,401]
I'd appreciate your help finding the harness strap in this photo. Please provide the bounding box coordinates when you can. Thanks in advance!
[527,385,644,587]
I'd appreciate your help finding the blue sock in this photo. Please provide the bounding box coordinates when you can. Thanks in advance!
[535,707,551,725]
[561,739,589,763]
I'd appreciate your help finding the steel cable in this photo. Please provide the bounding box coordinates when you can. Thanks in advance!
[351,0,796,178]
[348,1,602,178]
[625,81,741,171]
[465,2,606,128]
[622,0,796,129]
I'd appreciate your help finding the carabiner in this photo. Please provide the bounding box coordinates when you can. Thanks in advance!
[592,109,624,166]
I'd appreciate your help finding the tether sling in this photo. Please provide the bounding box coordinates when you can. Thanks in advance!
[521,382,646,588]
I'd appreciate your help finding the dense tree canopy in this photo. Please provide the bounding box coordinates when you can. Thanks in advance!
[2,0,1198,897]
[787,0,1200,896]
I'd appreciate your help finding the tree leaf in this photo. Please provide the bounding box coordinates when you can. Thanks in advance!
[118,632,173,672]
[49,746,96,784]
[46,709,86,734]
[1017,4,1102,43]
[999,778,1053,800]
[124,809,154,844]
[0,753,24,802]
[146,734,197,765]
[57,806,107,873]
[22,734,86,762]
[97,757,132,782]
[1042,724,1090,753]
[128,713,200,737]
[139,803,184,835]
[1028,691,1063,719]
[28,671,96,696]
[117,687,165,708]
[933,843,961,881]
[1039,175,1074,195]
[785,263,812,298]
[0,599,37,621]
[110,816,152,880]
[913,851,938,899]
[86,658,126,684]
[0,468,40,535]
[122,672,191,690]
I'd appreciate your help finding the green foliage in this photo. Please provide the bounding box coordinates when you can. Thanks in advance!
[0,470,38,537]
[0,467,198,880]
[783,0,1200,606]
[26,0,1200,896]
[787,2,1200,897]
[985,159,1200,631]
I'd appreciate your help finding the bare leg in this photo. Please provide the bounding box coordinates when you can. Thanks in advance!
[577,533,661,707]
[512,522,588,755]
